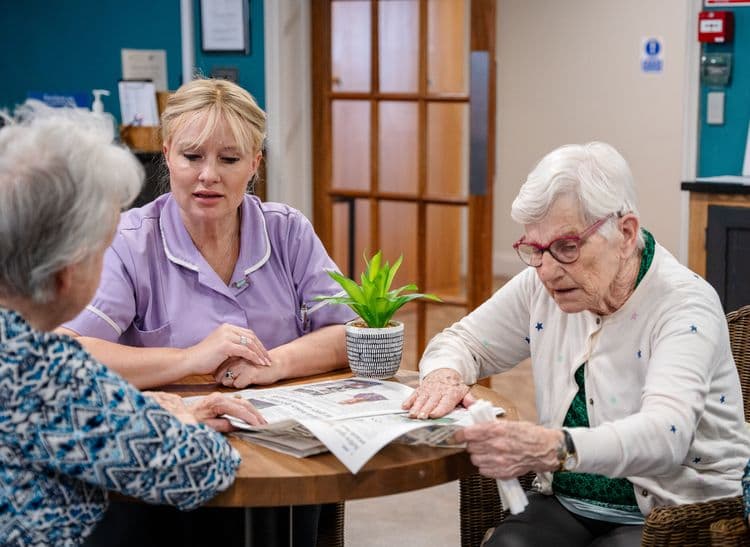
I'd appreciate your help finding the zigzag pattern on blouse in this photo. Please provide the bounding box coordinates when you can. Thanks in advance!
[0,307,239,546]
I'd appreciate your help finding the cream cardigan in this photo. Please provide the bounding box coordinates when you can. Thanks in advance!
[420,242,750,514]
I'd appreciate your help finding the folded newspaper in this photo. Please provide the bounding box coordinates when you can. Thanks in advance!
[189,378,504,474]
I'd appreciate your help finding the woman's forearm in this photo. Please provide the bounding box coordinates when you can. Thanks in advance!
[270,324,348,380]
[55,328,191,389]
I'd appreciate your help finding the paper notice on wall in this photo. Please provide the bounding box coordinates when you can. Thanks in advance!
[641,37,664,74]
[118,81,159,126]
[121,49,168,91]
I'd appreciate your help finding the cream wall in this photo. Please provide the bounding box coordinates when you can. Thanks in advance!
[264,0,313,216]
[265,1,700,277]
[494,0,699,277]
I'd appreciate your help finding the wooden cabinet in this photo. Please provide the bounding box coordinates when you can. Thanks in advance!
[683,182,750,311]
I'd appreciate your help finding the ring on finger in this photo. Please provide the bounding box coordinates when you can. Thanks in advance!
[239,335,248,346]
[225,370,236,380]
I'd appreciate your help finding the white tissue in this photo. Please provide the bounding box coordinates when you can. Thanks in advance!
[468,399,529,515]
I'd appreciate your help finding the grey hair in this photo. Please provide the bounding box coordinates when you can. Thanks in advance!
[0,100,143,303]
[511,142,644,249]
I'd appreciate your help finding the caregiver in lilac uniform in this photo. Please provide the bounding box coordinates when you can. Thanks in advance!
[59,78,355,547]
[60,78,354,390]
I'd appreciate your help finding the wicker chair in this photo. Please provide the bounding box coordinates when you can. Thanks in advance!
[317,502,345,547]
[709,515,750,547]
[458,304,750,547]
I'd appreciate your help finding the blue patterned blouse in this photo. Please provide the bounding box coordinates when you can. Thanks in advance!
[0,307,241,546]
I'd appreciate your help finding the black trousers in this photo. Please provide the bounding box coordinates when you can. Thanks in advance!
[83,502,322,547]
[484,492,643,547]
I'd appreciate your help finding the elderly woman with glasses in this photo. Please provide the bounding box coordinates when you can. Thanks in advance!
[404,142,750,547]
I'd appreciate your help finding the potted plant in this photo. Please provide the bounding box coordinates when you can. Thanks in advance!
[317,251,441,379]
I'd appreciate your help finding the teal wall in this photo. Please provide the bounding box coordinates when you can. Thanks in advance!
[699,8,750,176]
[0,0,265,122]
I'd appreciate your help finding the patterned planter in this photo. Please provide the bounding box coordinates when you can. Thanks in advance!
[345,320,404,379]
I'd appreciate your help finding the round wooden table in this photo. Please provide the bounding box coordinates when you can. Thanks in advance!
[163,369,518,508]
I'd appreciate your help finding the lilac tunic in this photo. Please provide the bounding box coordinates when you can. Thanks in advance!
[64,194,354,348]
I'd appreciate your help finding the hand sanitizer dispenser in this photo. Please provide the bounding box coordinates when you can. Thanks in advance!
[91,89,110,114]
[91,89,116,140]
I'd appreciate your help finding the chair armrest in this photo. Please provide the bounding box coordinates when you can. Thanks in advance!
[317,502,345,547]
[709,516,750,547]
[641,496,743,547]
[459,472,537,547]
[460,474,504,547]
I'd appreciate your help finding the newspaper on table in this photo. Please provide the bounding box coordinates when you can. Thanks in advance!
[187,378,504,474]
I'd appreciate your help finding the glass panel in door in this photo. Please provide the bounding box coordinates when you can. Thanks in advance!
[427,0,469,95]
[379,101,418,195]
[332,100,370,191]
[331,1,371,92]
[379,0,419,93]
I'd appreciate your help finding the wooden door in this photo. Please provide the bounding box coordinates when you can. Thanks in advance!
[312,0,495,371]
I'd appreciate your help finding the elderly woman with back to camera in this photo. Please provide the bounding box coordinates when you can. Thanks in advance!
[0,104,264,546]
[403,142,750,546]
[58,78,353,546]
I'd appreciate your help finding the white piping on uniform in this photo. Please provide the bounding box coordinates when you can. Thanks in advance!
[85,305,123,336]
[243,210,272,276]
[159,217,199,272]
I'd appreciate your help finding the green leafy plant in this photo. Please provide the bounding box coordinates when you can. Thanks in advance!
[317,250,441,328]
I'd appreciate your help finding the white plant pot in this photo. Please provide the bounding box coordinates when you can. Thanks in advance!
[345,320,404,379]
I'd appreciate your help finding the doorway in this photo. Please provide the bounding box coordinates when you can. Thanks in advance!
[311,0,496,370]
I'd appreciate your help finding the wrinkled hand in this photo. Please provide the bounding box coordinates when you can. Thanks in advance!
[402,368,475,419]
[145,391,266,432]
[215,357,285,389]
[182,323,271,377]
[454,421,563,480]
[188,392,266,432]
[145,391,197,425]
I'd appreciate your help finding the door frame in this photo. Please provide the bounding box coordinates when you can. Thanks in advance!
[309,0,496,362]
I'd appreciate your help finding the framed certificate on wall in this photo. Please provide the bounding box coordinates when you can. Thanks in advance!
[200,0,250,54]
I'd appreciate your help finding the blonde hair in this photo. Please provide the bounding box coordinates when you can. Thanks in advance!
[161,78,266,155]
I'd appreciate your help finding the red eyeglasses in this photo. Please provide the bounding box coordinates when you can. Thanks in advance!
[512,214,615,267]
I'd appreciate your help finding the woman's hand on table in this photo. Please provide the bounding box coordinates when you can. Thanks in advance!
[146,391,266,432]
[189,392,266,432]
[182,323,271,376]
[215,357,285,389]
[455,421,562,480]
[145,391,197,425]
[402,368,475,419]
